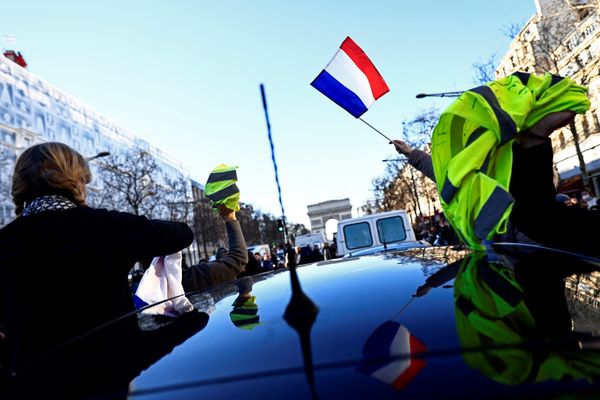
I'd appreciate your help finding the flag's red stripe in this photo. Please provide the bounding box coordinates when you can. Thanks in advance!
[339,36,389,100]
[409,334,427,355]
[391,358,426,391]
[390,335,428,391]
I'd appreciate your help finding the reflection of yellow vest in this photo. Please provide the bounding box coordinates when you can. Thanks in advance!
[432,73,590,250]
[455,253,600,385]
[454,253,535,384]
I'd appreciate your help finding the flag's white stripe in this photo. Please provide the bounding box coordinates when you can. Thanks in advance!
[371,358,411,384]
[391,325,411,355]
[370,325,411,384]
[324,48,375,109]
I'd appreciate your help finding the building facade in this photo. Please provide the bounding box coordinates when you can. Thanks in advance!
[0,51,192,226]
[497,0,600,196]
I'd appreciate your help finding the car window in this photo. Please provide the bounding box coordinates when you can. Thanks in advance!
[376,216,406,244]
[344,222,373,250]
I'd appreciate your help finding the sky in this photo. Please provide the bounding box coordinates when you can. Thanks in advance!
[1,0,537,228]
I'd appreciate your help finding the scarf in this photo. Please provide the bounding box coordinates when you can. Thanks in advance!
[21,195,77,217]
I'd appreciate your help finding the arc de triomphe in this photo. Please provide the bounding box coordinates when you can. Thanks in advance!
[307,198,353,236]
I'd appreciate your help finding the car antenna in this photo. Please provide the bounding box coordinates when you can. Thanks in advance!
[261,83,320,398]
[283,261,320,399]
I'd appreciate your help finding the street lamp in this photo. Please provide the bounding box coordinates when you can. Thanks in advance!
[87,151,111,161]
[415,91,463,98]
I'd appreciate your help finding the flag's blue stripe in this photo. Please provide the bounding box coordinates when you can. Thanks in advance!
[356,320,400,375]
[311,69,368,118]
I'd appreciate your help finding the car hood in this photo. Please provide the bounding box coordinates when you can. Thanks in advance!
[9,245,600,399]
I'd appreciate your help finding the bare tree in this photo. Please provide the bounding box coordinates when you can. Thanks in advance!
[532,6,596,193]
[94,148,160,217]
[0,146,14,226]
[192,194,226,260]
[368,108,441,222]
[161,175,194,223]
[288,223,309,243]
[500,21,525,40]
[237,202,262,245]
[472,53,499,85]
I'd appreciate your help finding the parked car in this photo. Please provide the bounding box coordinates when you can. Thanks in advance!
[4,244,600,399]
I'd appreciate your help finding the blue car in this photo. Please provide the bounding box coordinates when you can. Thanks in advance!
[4,243,600,399]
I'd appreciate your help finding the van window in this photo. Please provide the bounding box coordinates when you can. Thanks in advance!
[343,222,373,250]
[376,216,406,244]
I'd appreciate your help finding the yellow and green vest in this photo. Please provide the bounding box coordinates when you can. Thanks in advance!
[205,164,240,211]
[431,72,590,250]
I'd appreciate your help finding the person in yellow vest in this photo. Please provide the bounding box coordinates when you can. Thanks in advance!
[392,72,600,256]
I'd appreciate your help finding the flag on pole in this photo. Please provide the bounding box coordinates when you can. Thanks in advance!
[357,320,427,391]
[311,36,389,118]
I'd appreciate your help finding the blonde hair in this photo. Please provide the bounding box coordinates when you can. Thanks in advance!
[12,142,92,215]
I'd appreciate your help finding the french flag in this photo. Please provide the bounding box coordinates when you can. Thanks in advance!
[357,321,427,391]
[311,36,389,118]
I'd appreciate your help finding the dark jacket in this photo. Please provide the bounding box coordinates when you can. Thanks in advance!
[182,220,248,292]
[0,207,193,370]
[510,141,600,257]
[408,149,436,181]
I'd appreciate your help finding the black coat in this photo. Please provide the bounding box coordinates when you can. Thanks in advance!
[0,207,193,370]
[510,142,600,257]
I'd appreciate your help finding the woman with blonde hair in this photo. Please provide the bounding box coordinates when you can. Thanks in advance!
[0,142,194,373]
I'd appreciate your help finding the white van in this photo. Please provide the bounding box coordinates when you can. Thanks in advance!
[294,233,325,249]
[247,244,270,256]
[336,210,426,257]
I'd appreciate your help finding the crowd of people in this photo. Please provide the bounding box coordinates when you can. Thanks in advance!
[236,240,338,277]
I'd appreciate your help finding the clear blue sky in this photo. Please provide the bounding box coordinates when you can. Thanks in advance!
[1,0,536,227]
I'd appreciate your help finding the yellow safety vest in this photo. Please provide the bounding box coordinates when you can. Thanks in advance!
[431,72,590,250]
[205,164,241,211]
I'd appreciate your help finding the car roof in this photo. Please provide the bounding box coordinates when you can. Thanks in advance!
[8,245,600,399]
[343,240,431,257]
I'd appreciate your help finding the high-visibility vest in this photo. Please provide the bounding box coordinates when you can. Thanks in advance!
[204,164,240,211]
[431,72,590,250]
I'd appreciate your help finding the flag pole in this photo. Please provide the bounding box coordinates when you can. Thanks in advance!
[358,117,392,142]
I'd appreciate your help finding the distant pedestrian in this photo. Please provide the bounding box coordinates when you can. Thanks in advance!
[261,253,273,271]
[311,245,324,262]
[322,242,332,260]
[330,240,338,259]
[298,246,312,265]
[285,242,297,268]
